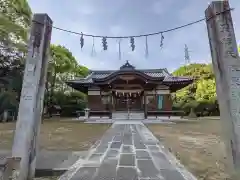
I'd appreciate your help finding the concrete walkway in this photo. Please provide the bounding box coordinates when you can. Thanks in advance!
[59,121,197,180]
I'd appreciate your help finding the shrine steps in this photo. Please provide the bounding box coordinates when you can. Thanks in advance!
[112,111,144,120]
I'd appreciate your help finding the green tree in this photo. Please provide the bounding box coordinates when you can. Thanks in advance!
[0,0,32,121]
[173,63,215,103]
[195,79,216,102]
[0,0,32,50]
[46,45,88,116]
[172,63,218,116]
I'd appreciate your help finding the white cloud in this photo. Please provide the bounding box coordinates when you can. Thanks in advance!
[151,0,173,15]
[109,25,122,36]
[77,5,95,15]
[28,0,240,71]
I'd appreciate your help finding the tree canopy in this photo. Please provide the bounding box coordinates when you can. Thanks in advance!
[172,45,240,115]
[172,63,218,116]
[0,0,89,120]
[173,63,216,105]
[46,45,88,117]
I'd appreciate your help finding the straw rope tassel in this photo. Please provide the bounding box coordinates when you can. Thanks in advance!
[118,39,122,60]
[145,36,149,58]
[91,37,96,56]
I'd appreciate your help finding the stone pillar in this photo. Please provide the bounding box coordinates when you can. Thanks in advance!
[205,1,240,179]
[11,14,52,180]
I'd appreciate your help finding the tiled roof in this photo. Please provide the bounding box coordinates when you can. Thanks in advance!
[163,76,193,82]
[68,68,192,84]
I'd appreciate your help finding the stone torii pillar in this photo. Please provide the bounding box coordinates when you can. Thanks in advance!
[205,1,240,179]
[11,14,52,180]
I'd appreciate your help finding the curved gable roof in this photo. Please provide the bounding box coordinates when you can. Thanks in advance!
[66,61,193,90]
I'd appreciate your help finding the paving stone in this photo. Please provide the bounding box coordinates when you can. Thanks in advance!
[100,137,114,144]
[93,160,118,180]
[122,145,134,153]
[59,123,196,180]
[151,152,174,170]
[147,145,160,152]
[88,153,103,162]
[113,135,122,142]
[119,154,135,166]
[136,150,151,159]
[105,149,119,159]
[70,167,97,180]
[116,167,138,180]
[137,159,160,179]
[123,134,133,145]
[144,141,158,145]
[57,152,87,169]
[95,144,109,154]
[160,169,186,180]
[134,141,146,149]
[110,141,122,149]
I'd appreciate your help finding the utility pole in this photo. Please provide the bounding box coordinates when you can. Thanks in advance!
[205,1,240,179]
[184,44,190,65]
[11,14,52,180]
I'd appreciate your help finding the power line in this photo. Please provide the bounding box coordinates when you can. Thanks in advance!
[31,8,233,39]
[0,7,234,57]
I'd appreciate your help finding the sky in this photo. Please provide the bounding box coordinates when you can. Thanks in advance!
[28,0,240,72]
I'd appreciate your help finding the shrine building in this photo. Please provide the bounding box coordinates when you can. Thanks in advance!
[66,61,193,118]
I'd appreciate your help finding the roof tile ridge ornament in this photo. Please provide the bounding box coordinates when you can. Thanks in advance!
[70,72,94,81]
[120,60,135,70]
[82,72,94,80]
[163,68,171,76]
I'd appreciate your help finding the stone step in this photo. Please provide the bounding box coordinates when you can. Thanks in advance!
[112,112,144,120]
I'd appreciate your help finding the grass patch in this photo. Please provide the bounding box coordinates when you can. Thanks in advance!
[148,119,229,180]
[0,119,110,151]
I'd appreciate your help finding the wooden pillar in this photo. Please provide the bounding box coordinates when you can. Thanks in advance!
[11,14,52,180]
[154,89,157,110]
[100,89,103,111]
[112,92,115,112]
[144,91,147,119]
[205,1,240,179]
[164,94,172,111]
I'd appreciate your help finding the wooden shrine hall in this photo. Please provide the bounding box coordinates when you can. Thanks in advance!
[66,61,193,119]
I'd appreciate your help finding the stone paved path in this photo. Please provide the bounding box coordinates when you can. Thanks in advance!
[59,122,197,180]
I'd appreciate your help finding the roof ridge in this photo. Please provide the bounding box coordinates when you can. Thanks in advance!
[90,70,115,73]
[90,68,165,73]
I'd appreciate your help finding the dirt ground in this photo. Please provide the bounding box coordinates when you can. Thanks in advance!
[148,119,230,180]
[0,119,110,151]
[0,119,232,180]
